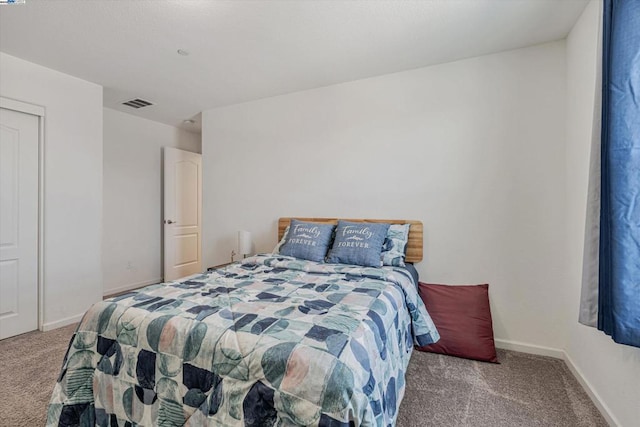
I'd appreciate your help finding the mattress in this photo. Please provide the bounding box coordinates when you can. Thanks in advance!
[46,254,439,426]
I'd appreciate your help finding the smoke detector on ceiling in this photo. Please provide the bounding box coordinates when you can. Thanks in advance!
[122,98,154,109]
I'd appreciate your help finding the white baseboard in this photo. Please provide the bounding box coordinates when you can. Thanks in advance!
[494,338,565,359]
[495,338,618,427]
[563,351,620,427]
[42,313,83,331]
[103,277,162,297]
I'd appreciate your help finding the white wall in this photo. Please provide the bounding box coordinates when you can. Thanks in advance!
[202,41,568,349]
[565,2,640,426]
[0,53,103,329]
[102,108,201,295]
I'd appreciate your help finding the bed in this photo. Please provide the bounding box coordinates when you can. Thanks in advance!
[46,218,439,426]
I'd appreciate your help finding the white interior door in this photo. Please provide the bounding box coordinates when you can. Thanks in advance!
[0,108,39,339]
[163,147,202,281]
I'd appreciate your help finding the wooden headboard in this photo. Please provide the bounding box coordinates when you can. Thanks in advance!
[278,217,423,263]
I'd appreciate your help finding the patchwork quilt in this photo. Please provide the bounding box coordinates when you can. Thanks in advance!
[46,254,439,426]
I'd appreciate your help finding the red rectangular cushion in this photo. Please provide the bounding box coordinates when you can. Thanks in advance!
[416,282,498,363]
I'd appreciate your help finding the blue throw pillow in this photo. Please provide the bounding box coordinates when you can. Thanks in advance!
[381,223,411,267]
[326,221,390,267]
[279,220,335,262]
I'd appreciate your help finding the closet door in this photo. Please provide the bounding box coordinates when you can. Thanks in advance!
[0,107,39,339]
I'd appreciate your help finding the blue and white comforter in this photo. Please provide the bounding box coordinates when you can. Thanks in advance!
[47,254,439,426]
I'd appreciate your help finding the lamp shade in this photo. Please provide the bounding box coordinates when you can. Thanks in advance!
[238,230,252,256]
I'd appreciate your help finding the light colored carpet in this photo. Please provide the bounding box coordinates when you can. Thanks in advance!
[0,325,606,427]
[397,350,607,427]
[0,323,78,427]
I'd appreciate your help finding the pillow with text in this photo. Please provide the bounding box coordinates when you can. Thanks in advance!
[279,220,335,262]
[326,220,390,267]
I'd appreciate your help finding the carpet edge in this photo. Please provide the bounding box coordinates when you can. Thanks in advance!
[495,338,618,427]
[564,351,619,427]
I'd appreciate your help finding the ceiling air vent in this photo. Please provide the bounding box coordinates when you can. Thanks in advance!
[122,98,153,109]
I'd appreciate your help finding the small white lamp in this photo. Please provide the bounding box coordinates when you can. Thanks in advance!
[238,230,252,258]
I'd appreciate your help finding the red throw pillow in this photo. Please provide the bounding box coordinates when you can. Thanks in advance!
[416,282,498,363]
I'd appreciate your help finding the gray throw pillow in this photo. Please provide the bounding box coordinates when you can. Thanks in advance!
[279,220,335,262]
[326,221,390,267]
[273,225,289,253]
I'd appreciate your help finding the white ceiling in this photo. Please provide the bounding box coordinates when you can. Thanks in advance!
[0,0,588,133]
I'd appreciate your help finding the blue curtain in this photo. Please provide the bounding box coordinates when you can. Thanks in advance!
[598,0,640,348]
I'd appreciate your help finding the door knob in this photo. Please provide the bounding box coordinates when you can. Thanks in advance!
[165,219,175,224]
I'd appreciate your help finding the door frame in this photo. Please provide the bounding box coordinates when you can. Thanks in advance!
[1,96,46,332]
